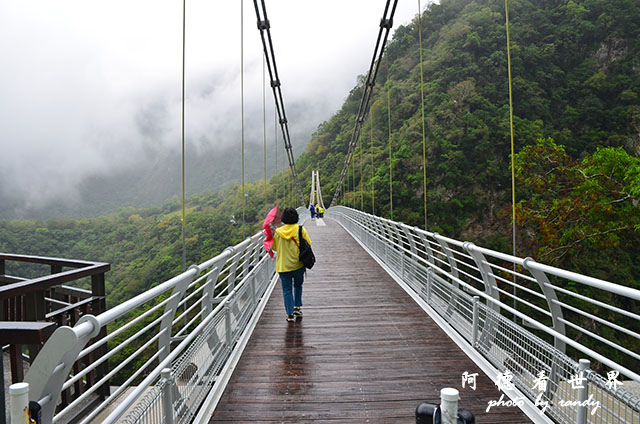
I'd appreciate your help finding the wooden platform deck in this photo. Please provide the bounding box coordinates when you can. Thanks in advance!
[210,218,531,423]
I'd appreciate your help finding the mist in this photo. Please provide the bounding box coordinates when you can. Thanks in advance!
[0,0,422,217]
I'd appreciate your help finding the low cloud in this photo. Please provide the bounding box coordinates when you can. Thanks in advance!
[0,0,420,213]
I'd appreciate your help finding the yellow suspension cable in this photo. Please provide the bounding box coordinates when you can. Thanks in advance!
[181,0,186,271]
[293,166,296,206]
[418,0,428,231]
[387,52,393,220]
[360,131,363,210]
[275,108,278,204]
[285,136,289,206]
[240,0,246,239]
[505,0,516,257]
[351,159,354,207]
[263,53,267,209]
[370,108,375,215]
[348,161,352,207]
[505,0,518,316]
[352,159,355,207]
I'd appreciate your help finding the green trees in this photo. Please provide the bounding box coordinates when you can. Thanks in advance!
[293,0,639,248]
[515,138,640,285]
[2,0,639,304]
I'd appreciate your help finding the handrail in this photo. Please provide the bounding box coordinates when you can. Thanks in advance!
[0,253,102,268]
[0,254,109,299]
[15,212,313,424]
[328,206,640,424]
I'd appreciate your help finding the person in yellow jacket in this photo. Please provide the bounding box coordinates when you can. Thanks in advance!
[272,207,312,322]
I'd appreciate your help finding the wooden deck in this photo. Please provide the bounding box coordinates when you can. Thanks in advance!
[210,218,531,423]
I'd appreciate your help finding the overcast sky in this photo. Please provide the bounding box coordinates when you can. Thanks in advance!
[0,1,426,209]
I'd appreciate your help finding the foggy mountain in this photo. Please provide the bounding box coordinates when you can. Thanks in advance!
[0,104,317,220]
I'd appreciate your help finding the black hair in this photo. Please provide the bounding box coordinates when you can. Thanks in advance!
[281,207,299,224]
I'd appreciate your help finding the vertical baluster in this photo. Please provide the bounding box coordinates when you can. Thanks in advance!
[162,368,175,424]
[576,359,590,424]
[472,296,480,346]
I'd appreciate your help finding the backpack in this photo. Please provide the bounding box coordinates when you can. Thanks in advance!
[294,225,315,269]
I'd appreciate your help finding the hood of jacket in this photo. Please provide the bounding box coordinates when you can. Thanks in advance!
[276,224,298,240]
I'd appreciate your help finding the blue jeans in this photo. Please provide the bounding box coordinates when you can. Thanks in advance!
[279,267,304,315]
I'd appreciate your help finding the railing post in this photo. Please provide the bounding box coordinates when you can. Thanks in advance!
[463,242,499,351]
[472,296,480,346]
[202,266,222,313]
[522,257,566,353]
[415,231,435,266]
[434,234,460,279]
[393,224,406,278]
[379,220,390,262]
[367,215,378,253]
[10,382,30,424]
[162,368,175,424]
[25,315,101,422]
[462,242,500,311]
[440,388,459,424]
[250,275,257,308]
[240,240,255,279]
[426,268,433,303]
[158,267,198,362]
[576,359,590,424]
[225,303,232,348]
[401,226,418,286]
[375,218,384,257]
[0,357,5,424]
[24,290,46,364]
[225,247,239,293]
[91,272,110,399]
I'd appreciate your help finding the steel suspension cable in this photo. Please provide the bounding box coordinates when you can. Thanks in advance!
[418,0,428,230]
[387,52,393,220]
[329,0,399,207]
[253,0,304,206]
[181,0,186,271]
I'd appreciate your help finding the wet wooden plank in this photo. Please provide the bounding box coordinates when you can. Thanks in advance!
[210,219,531,423]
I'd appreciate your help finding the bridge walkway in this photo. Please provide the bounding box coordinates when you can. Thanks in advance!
[210,218,530,423]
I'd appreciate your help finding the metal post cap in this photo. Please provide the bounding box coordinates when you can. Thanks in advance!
[440,387,459,402]
[9,382,29,395]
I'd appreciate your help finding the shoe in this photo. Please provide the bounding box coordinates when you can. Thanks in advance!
[286,314,295,322]
[293,307,303,316]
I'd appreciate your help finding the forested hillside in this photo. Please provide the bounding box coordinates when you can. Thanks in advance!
[2,0,639,304]
[294,0,640,282]
[0,185,276,307]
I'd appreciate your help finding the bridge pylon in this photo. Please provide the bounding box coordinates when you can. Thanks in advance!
[308,170,326,210]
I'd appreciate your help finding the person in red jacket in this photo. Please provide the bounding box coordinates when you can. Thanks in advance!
[272,207,312,322]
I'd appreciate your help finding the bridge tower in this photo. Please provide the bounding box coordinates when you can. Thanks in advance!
[308,170,326,210]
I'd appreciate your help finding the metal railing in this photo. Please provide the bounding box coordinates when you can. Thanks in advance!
[328,206,640,424]
[1,254,109,423]
[11,235,263,422]
[12,207,310,424]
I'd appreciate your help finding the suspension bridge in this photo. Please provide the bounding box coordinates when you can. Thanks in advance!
[2,0,640,423]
